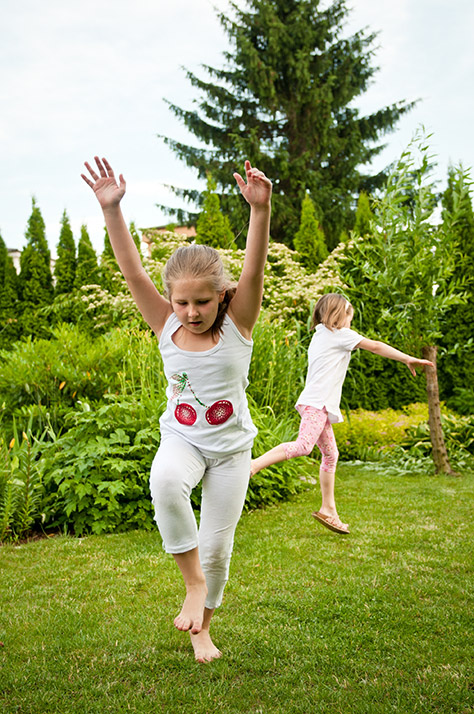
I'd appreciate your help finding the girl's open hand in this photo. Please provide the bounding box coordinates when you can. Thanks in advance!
[233,160,272,208]
[81,157,126,209]
[406,357,435,377]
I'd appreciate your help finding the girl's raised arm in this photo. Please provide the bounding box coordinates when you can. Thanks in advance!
[228,161,272,339]
[81,157,172,335]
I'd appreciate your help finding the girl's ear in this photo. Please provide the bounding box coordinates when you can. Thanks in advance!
[218,289,226,303]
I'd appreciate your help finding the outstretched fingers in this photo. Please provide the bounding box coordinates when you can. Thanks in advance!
[81,156,126,207]
[81,156,115,184]
[407,358,435,376]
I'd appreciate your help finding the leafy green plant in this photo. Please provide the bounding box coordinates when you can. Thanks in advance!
[0,419,46,542]
[446,387,474,416]
[195,174,236,249]
[39,396,162,536]
[248,315,309,416]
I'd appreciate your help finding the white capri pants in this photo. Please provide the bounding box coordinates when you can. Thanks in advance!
[149,434,251,609]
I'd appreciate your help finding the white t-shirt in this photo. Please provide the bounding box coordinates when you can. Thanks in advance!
[296,323,363,423]
[158,312,257,458]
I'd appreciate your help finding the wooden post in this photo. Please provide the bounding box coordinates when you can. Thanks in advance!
[422,345,457,476]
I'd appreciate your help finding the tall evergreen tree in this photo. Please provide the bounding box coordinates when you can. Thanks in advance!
[18,198,53,338]
[0,232,7,288]
[100,226,119,293]
[54,210,76,296]
[195,175,236,248]
[293,194,328,271]
[160,0,415,248]
[0,233,20,348]
[75,224,101,288]
[353,192,374,237]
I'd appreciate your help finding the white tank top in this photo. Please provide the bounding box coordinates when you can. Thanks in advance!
[158,313,257,457]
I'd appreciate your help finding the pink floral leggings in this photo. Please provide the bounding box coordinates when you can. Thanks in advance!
[282,405,339,473]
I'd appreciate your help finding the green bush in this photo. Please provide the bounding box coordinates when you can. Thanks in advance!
[0,324,164,437]
[333,403,429,461]
[39,396,162,536]
[332,404,474,474]
[446,387,474,416]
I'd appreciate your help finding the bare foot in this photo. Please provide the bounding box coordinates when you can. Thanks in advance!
[174,581,208,634]
[190,629,222,663]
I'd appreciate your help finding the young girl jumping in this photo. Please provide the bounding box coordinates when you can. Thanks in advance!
[251,293,434,535]
[82,156,272,663]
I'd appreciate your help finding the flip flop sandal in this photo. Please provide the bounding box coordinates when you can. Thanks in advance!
[312,511,350,534]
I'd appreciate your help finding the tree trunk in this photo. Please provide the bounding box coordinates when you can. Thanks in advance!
[422,345,457,476]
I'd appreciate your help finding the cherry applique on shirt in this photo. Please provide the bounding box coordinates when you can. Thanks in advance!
[205,399,233,425]
[171,373,233,426]
[174,403,197,426]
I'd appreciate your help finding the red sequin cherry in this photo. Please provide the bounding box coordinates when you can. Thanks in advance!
[205,400,233,425]
[175,403,197,425]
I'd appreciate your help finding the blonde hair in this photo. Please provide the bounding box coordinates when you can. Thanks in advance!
[311,293,353,330]
[163,244,236,335]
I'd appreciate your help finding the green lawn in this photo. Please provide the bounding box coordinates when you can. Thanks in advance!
[1,464,473,714]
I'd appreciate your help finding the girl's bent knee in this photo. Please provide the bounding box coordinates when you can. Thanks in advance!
[321,449,339,472]
[149,467,192,515]
[283,440,314,459]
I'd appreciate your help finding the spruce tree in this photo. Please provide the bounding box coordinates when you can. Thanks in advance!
[293,195,328,272]
[75,224,101,288]
[54,210,77,296]
[18,198,53,338]
[195,175,236,248]
[160,0,415,248]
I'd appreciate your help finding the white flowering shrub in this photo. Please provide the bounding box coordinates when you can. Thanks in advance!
[141,229,345,326]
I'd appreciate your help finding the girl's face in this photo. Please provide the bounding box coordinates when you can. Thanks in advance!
[170,277,225,335]
[342,308,354,328]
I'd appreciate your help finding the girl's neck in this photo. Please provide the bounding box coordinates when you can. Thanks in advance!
[172,325,220,352]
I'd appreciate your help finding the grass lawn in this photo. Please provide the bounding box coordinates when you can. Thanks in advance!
[1,464,473,714]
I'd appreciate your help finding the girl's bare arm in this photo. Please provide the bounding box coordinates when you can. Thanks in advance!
[228,161,272,338]
[81,157,171,334]
[356,338,434,376]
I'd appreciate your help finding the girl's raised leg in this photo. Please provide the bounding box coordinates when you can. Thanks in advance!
[250,444,287,475]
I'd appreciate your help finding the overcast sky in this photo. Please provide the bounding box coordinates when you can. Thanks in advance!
[2,0,473,256]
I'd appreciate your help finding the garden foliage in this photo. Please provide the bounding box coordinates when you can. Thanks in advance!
[1,158,473,539]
